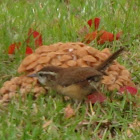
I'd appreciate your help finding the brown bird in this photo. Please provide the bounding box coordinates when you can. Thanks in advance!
[28,47,124,100]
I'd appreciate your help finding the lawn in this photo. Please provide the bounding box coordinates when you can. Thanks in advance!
[0,0,140,139]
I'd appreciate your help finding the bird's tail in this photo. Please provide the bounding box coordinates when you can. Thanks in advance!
[95,47,124,71]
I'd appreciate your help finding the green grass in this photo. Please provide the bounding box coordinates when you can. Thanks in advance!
[0,0,140,139]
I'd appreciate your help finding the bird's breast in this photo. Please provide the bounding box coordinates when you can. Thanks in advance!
[56,83,92,100]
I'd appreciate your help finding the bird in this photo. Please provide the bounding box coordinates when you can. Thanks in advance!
[28,47,124,100]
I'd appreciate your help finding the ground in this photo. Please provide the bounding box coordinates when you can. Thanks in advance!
[0,0,140,139]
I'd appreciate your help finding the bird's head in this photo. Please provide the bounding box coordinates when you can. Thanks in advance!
[27,66,63,85]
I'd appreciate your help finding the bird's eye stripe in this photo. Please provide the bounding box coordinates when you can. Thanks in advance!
[38,71,57,76]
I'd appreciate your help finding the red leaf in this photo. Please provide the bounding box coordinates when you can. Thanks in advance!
[32,30,40,38]
[87,19,93,27]
[26,46,33,55]
[84,18,122,45]
[119,86,138,95]
[97,31,114,44]
[84,31,97,44]
[83,30,121,45]
[27,28,43,47]
[8,44,16,54]
[116,31,123,40]
[8,42,21,54]
[34,34,43,47]
[87,92,106,104]
[94,17,100,30]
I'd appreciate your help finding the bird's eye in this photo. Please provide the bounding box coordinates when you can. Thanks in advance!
[39,73,44,77]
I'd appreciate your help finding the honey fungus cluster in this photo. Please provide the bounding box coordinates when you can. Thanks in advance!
[0,76,45,103]
[0,42,135,102]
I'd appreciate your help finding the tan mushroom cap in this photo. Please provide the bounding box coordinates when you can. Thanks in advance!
[22,54,39,66]
[83,55,97,62]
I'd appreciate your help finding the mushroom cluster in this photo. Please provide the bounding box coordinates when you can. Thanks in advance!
[0,76,45,103]
[0,42,135,103]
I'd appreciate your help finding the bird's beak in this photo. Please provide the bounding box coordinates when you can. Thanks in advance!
[27,73,38,77]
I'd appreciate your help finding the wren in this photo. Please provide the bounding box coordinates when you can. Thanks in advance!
[28,47,124,100]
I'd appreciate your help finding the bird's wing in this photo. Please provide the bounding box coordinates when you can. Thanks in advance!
[56,67,102,86]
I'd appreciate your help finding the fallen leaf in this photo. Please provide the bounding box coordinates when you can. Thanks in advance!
[83,17,122,44]
[42,120,52,129]
[27,28,43,47]
[97,31,114,44]
[127,129,133,138]
[87,19,93,27]
[8,42,21,54]
[34,33,43,47]
[127,119,140,137]
[87,92,107,104]
[64,104,75,119]
[94,17,100,30]
[7,28,43,56]
[119,86,138,95]
[87,17,100,30]
[26,46,33,55]
[84,31,97,44]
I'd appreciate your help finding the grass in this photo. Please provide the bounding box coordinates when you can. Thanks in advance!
[0,0,140,139]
